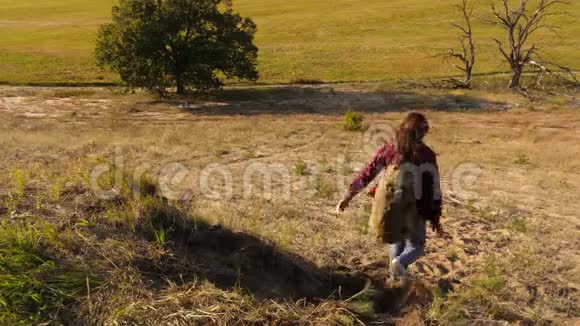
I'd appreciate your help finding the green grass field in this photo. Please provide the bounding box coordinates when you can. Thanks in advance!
[0,0,579,84]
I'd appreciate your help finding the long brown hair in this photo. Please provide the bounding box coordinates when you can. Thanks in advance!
[396,112,430,163]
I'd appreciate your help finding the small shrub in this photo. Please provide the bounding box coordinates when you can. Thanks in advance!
[514,153,530,165]
[314,176,337,199]
[294,160,309,176]
[472,260,505,295]
[342,110,364,131]
[510,217,527,233]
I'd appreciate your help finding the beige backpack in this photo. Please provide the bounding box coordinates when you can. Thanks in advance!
[368,162,419,244]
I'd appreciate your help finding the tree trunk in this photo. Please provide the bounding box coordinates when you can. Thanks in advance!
[509,67,523,89]
[465,65,473,88]
[176,78,185,95]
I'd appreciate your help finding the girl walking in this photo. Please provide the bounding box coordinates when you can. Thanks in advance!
[337,112,442,279]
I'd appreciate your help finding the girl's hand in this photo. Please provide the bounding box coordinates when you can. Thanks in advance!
[336,197,351,213]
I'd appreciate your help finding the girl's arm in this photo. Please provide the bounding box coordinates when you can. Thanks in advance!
[338,143,398,210]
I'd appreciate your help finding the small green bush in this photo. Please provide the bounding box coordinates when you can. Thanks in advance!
[342,110,364,131]
[511,217,527,233]
[471,260,505,295]
[314,176,337,199]
[514,153,530,165]
[293,160,309,176]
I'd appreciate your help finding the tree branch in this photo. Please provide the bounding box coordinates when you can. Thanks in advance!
[493,39,511,63]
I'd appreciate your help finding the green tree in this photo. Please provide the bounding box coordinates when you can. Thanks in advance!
[95,0,258,95]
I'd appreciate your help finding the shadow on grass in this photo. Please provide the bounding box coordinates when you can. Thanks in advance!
[134,197,409,313]
[152,85,509,116]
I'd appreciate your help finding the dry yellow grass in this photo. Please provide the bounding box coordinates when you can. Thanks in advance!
[0,84,579,324]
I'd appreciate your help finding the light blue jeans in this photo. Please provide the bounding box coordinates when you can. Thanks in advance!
[388,220,426,268]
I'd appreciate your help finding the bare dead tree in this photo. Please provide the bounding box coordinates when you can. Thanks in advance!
[439,0,476,88]
[488,0,571,90]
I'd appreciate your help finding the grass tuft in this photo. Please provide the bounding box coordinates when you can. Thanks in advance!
[342,110,365,132]
[428,258,507,324]
[11,170,28,197]
[426,286,447,322]
[314,176,337,199]
[153,227,167,246]
[510,217,527,233]
[514,153,531,165]
[0,220,99,324]
[293,159,309,176]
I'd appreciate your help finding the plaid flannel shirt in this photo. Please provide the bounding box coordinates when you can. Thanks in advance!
[349,140,442,225]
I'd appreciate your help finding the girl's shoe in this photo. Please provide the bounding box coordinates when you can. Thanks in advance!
[390,258,408,280]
